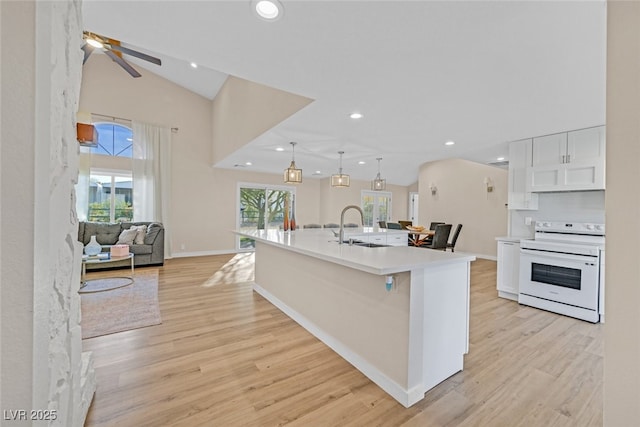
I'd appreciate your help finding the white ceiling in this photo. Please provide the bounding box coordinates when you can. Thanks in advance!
[83,0,606,186]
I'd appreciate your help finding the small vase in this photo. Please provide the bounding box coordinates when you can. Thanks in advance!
[283,194,290,231]
[84,235,102,256]
[290,195,296,231]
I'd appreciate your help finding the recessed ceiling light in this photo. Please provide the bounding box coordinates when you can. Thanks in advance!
[497,157,505,161]
[350,112,363,119]
[190,62,198,69]
[358,161,366,165]
[245,161,252,166]
[314,170,322,175]
[445,141,455,146]
[275,147,284,152]
[254,0,282,20]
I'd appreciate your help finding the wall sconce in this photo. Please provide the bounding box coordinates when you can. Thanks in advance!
[484,177,494,193]
[430,183,437,196]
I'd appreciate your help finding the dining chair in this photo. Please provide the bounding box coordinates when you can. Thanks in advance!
[343,223,359,228]
[428,221,445,230]
[387,222,402,229]
[447,224,463,252]
[398,220,413,230]
[422,224,452,250]
[303,223,322,229]
[323,223,339,228]
[378,221,387,229]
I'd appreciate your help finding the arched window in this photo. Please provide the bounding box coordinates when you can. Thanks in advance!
[91,123,133,157]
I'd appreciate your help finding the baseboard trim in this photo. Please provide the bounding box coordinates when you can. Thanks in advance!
[171,249,241,258]
[253,282,418,407]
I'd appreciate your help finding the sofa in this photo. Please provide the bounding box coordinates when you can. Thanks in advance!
[78,221,165,270]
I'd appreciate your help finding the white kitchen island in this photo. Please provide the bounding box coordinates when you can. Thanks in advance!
[234,228,476,407]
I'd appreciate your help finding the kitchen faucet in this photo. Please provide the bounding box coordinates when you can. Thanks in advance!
[339,205,365,244]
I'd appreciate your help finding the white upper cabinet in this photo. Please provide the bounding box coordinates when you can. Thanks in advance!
[527,125,605,192]
[508,138,538,210]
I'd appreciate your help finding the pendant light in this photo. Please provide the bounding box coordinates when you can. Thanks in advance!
[371,157,386,191]
[331,151,350,187]
[284,141,302,183]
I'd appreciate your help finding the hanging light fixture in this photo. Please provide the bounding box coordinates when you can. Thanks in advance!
[372,157,386,191]
[331,151,350,187]
[283,141,302,183]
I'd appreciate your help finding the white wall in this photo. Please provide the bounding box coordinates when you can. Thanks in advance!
[604,2,640,424]
[1,1,95,425]
[509,191,605,237]
[418,158,508,258]
[80,56,411,256]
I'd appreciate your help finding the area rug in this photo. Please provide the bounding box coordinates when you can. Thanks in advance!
[80,270,162,339]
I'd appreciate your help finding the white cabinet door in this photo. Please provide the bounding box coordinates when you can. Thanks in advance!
[497,241,520,301]
[508,139,538,210]
[529,133,566,191]
[565,126,606,190]
[531,133,567,167]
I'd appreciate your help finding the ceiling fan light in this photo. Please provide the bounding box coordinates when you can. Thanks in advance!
[86,38,103,49]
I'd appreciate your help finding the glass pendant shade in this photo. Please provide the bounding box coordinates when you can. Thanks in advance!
[371,157,386,190]
[331,151,350,187]
[284,141,302,183]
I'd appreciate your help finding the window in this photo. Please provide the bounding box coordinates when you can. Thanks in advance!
[91,123,133,157]
[86,123,134,222]
[237,183,295,249]
[88,171,133,222]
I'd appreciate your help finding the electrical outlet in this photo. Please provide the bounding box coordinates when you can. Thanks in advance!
[525,217,532,225]
[180,243,186,250]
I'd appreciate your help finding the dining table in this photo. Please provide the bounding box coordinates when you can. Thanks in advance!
[407,227,435,246]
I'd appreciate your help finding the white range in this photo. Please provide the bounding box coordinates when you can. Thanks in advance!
[519,221,605,323]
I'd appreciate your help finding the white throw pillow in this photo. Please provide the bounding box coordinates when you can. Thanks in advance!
[128,225,148,244]
[116,228,138,245]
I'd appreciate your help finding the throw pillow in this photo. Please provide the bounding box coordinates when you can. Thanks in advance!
[116,228,138,246]
[129,225,148,244]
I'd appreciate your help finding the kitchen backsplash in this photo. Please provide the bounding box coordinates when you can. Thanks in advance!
[510,190,605,237]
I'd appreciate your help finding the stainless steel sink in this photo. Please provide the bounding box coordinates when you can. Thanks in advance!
[331,239,389,248]
[353,242,389,248]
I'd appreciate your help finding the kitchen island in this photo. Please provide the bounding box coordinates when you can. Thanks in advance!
[235,228,476,407]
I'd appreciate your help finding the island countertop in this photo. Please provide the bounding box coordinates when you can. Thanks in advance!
[234,228,476,275]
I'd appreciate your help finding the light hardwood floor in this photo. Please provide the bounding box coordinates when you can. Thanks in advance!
[83,255,603,427]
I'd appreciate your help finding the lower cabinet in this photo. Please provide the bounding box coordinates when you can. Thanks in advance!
[497,240,520,301]
[345,232,408,246]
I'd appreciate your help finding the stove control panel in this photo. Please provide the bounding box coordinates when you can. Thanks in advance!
[535,221,605,235]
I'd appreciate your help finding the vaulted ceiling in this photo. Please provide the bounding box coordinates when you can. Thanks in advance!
[83,0,606,186]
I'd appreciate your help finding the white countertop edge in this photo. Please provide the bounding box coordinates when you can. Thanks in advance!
[234,230,476,276]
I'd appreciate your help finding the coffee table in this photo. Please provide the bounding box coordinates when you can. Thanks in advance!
[80,253,135,293]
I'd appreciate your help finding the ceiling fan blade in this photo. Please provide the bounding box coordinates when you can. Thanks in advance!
[109,44,161,66]
[104,49,142,78]
[81,43,94,64]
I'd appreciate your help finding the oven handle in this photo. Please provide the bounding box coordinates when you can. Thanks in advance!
[520,248,599,265]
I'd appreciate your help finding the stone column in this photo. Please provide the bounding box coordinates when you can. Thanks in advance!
[1,1,96,425]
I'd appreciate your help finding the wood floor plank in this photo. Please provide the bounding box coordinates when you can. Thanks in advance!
[83,256,603,426]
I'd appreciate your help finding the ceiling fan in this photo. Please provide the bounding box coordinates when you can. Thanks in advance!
[82,31,161,78]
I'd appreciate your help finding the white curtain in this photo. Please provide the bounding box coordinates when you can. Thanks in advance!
[132,121,172,257]
[75,146,92,222]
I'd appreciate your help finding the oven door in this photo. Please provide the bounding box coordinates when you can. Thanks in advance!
[519,249,599,310]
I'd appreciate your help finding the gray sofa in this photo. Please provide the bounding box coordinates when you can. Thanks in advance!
[78,221,165,269]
